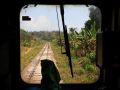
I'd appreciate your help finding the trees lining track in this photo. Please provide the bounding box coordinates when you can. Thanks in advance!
[21,42,57,84]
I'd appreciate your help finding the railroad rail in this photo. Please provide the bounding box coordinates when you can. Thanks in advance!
[21,42,57,84]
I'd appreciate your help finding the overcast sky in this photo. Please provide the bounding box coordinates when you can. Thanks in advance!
[20,5,91,32]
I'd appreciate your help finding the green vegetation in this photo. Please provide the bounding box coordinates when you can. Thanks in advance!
[50,6,100,83]
[51,42,99,83]
[20,29,45,72]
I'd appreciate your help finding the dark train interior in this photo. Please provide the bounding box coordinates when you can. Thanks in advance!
[2,0,120,90]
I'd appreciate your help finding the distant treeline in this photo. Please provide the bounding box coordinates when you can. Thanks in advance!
[20,29,62,46]
[20,29,38,47]
[29,31,62,41]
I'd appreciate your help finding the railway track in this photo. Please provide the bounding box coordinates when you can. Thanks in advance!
[21,42,58,84]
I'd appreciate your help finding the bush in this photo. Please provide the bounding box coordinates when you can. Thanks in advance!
[80,57,91,65]
[21,40,31,47]
[79,68,85,74]
[86,51,96,63]
[83,64,95,72]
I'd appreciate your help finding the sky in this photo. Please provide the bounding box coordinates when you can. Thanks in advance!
[20,5,91,32]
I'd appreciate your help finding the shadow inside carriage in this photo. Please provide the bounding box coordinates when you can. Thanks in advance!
[26,59,62,90]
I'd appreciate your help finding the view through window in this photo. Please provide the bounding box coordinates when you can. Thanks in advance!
[20,5,101,84]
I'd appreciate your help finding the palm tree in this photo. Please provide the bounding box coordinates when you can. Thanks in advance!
[69,28,80,57]
[80,21,96,55]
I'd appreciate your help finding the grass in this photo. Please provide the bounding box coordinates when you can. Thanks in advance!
[20,40,45,72]
[51,42,100,84]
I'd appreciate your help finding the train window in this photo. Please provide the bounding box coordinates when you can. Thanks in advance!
[20,4,101,84]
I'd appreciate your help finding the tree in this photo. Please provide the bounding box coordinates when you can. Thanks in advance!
[20,29,32,47]
[69,28,78,49]
[85,20,94,30]
[89,6,101,30]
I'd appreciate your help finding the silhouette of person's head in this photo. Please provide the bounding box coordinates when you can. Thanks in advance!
[41,59,62,90]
